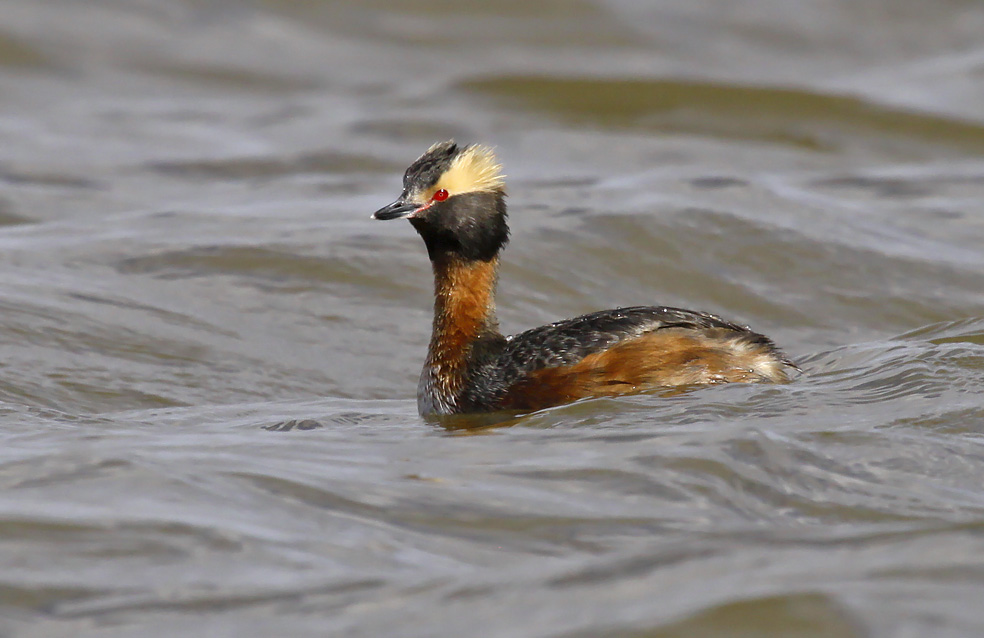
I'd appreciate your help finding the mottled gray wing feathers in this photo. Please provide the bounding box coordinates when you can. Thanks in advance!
[459,305,792,411]
[494,306,781,384]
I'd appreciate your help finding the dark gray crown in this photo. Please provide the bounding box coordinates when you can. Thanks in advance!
[403,140,460,191]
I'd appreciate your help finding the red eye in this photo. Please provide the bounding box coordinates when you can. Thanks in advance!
[431,189,449,202]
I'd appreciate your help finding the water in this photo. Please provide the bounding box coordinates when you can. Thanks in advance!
[1,1,984,636]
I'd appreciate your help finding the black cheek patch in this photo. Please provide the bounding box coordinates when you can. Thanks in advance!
[412,191,509,262]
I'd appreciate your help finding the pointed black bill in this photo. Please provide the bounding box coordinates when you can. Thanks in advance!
[372,199,418,220]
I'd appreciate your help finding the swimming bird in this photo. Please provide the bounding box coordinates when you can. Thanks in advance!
[373,141,796,415]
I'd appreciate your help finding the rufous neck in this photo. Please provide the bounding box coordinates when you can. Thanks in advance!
[429,253,501,352]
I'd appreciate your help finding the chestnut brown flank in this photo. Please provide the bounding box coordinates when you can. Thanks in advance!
[498,328,776,412]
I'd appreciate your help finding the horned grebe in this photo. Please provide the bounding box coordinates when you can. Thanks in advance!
[373,141,796,415]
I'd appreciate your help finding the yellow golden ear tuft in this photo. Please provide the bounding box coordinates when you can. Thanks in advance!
[433,145,505,196]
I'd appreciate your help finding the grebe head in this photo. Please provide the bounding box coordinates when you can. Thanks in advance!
[373,140,508,261]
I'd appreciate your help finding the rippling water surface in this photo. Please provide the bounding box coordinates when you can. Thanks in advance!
[2,1,984,636]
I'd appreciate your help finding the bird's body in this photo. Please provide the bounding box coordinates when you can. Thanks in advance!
[373,141,795,416]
